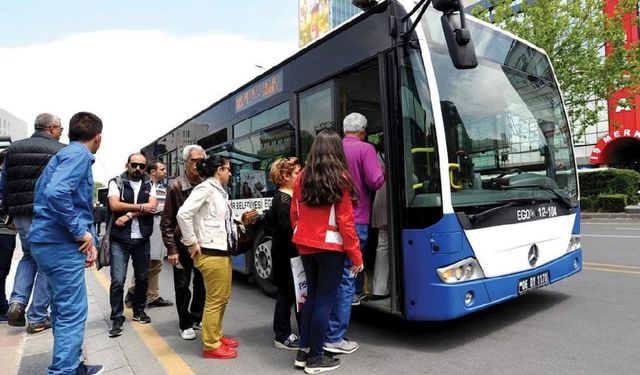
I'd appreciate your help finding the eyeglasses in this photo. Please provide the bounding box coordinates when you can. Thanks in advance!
[220,166,232,173]
[130,163,147,170]
[188,158,204,164]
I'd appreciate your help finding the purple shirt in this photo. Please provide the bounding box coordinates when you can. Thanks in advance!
[342,135,385,224]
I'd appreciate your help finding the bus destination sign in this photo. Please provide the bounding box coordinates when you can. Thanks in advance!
[235,71,283,113]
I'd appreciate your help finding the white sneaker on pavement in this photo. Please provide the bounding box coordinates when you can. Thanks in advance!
[181,328,196,340]
[323,338,359,354]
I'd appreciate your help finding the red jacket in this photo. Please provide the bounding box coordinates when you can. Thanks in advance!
[290,173,363,267]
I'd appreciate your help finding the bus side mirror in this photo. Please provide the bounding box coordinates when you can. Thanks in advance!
[441,13,477,69]
[433,0,478,69]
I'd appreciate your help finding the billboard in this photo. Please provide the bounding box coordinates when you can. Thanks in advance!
[299,0,331,47]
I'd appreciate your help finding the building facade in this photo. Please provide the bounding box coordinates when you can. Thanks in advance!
[0,108,28,142]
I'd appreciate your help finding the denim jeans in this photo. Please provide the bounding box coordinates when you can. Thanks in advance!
[325,224,368,343]
[299,252,344,358]
[9,215,51,323]
[31,242,87,375]
[354,224,369,295]
[0,233,17,314]
[109,239,150,321]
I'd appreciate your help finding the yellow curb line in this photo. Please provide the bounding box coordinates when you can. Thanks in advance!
[92,269,196,375]
[583,267,640,276]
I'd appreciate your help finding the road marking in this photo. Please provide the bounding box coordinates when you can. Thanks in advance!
[584,266,640,276]
[584,262,640,270]
[616,228,640,231]
[92,269,196,375]
[581,234,640,239]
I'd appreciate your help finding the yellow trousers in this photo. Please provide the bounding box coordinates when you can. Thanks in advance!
[194,253,232,350]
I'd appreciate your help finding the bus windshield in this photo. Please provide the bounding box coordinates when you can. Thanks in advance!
[423,9,577,210]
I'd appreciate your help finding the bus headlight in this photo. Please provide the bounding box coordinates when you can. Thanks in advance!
[566,235,580,253]
[437,258,485,284]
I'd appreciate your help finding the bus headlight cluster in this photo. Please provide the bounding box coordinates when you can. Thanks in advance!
[437,258,485,284]
[566,235,580,253]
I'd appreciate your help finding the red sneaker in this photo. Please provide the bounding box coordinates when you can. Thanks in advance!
[203,345,237,359]
[220,336,239,348]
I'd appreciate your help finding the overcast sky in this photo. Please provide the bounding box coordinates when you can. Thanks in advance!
[0,0,298,183]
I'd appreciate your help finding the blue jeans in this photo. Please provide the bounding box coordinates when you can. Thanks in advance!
[31,242,87,375]
[9,216,51,323]
[109,239,150,320]
[325,224,368,343]
[299,252,344,358]
[354,224,369,295]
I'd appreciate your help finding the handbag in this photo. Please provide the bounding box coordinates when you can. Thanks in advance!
[96,217,113,270]
[231,223,256,256]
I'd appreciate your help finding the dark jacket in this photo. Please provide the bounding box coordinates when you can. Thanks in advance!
[108,172,154,242]
[3,131,65,217]
[270,190,298,287]
[160,173,202,256]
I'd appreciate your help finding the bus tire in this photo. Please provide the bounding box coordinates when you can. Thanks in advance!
[250,229,278,297]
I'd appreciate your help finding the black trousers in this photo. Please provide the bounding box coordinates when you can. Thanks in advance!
[173,249,205,330]
[273,257,300,340]
[0,233,17,314]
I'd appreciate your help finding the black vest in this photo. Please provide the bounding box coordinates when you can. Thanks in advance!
[108,174,154,242]
[4,131,65,217]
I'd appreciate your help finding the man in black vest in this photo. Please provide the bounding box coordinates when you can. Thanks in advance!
[0,113,65,331]
[106,153,157,337]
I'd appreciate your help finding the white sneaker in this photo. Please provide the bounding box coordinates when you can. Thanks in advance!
[323,338,359,354]
[180,328,196,340]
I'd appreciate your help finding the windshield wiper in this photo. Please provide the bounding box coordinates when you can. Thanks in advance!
[500,184,573,209]
[466,201,519,224]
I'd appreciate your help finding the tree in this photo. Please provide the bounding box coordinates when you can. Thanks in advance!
[472,0,640,137]
[93,181,105,203]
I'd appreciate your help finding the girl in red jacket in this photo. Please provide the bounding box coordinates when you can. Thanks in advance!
[290,129,364,374]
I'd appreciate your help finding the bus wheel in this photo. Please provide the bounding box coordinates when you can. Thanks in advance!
[251,230,278,297]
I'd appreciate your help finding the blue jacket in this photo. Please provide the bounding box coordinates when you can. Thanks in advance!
[28,142,95,244]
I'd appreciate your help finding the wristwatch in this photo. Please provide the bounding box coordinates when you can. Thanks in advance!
[126,212,133,220]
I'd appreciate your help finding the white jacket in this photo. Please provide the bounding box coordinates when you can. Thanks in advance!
[176,177,234,251]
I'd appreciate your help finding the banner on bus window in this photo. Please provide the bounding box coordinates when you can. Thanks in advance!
[299,0,331,47]
[290,256,307,312]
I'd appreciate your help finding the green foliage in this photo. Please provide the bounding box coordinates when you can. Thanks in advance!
[93,181,105,203]
[594,194,629,212]
[472,0,640,137]
[578,168,640,210]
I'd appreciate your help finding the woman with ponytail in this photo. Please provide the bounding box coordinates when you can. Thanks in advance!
[290,130,363,373]
[177,155,256,359]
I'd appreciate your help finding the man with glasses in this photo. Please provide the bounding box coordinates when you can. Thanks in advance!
[125,161,173,309]
[106,153,157,337]
[160,145,206,341]
[0,113,65,332]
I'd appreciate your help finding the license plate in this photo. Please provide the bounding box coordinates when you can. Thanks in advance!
[517,271,550,295]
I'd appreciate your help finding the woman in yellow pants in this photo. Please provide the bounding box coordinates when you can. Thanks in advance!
[177,155,256,359]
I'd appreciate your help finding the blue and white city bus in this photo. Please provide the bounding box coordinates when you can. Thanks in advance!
[141,0,581,320]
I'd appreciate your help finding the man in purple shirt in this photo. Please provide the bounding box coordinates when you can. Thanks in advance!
[323,112,385,355]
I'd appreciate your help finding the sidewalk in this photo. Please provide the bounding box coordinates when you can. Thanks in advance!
[1,244,135,374]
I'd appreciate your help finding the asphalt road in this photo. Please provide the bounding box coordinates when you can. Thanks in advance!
[85,218,640,375]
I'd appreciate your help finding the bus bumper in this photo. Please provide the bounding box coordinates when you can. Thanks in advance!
[405,249,582,321]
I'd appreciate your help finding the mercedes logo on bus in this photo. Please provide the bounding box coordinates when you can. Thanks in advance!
[528,244,539,266]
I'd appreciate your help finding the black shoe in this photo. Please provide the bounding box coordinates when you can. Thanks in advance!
[132,311,151,324]
[275,333,300,350]
[109,319,124,337]
[147,297,174,308]
[304,354,342,374]
[76,361,104,375]
[294,350,308,369]
[7,302,26,327]
[368,294,389,301]
[124,292,133,309]
[27,316,52,334]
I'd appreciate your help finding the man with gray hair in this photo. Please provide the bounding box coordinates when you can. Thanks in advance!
[324,112,385,355]
[0,113,65,332]
[160,145,206,340]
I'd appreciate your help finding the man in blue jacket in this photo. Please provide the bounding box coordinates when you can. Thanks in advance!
[29,112,104,375]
